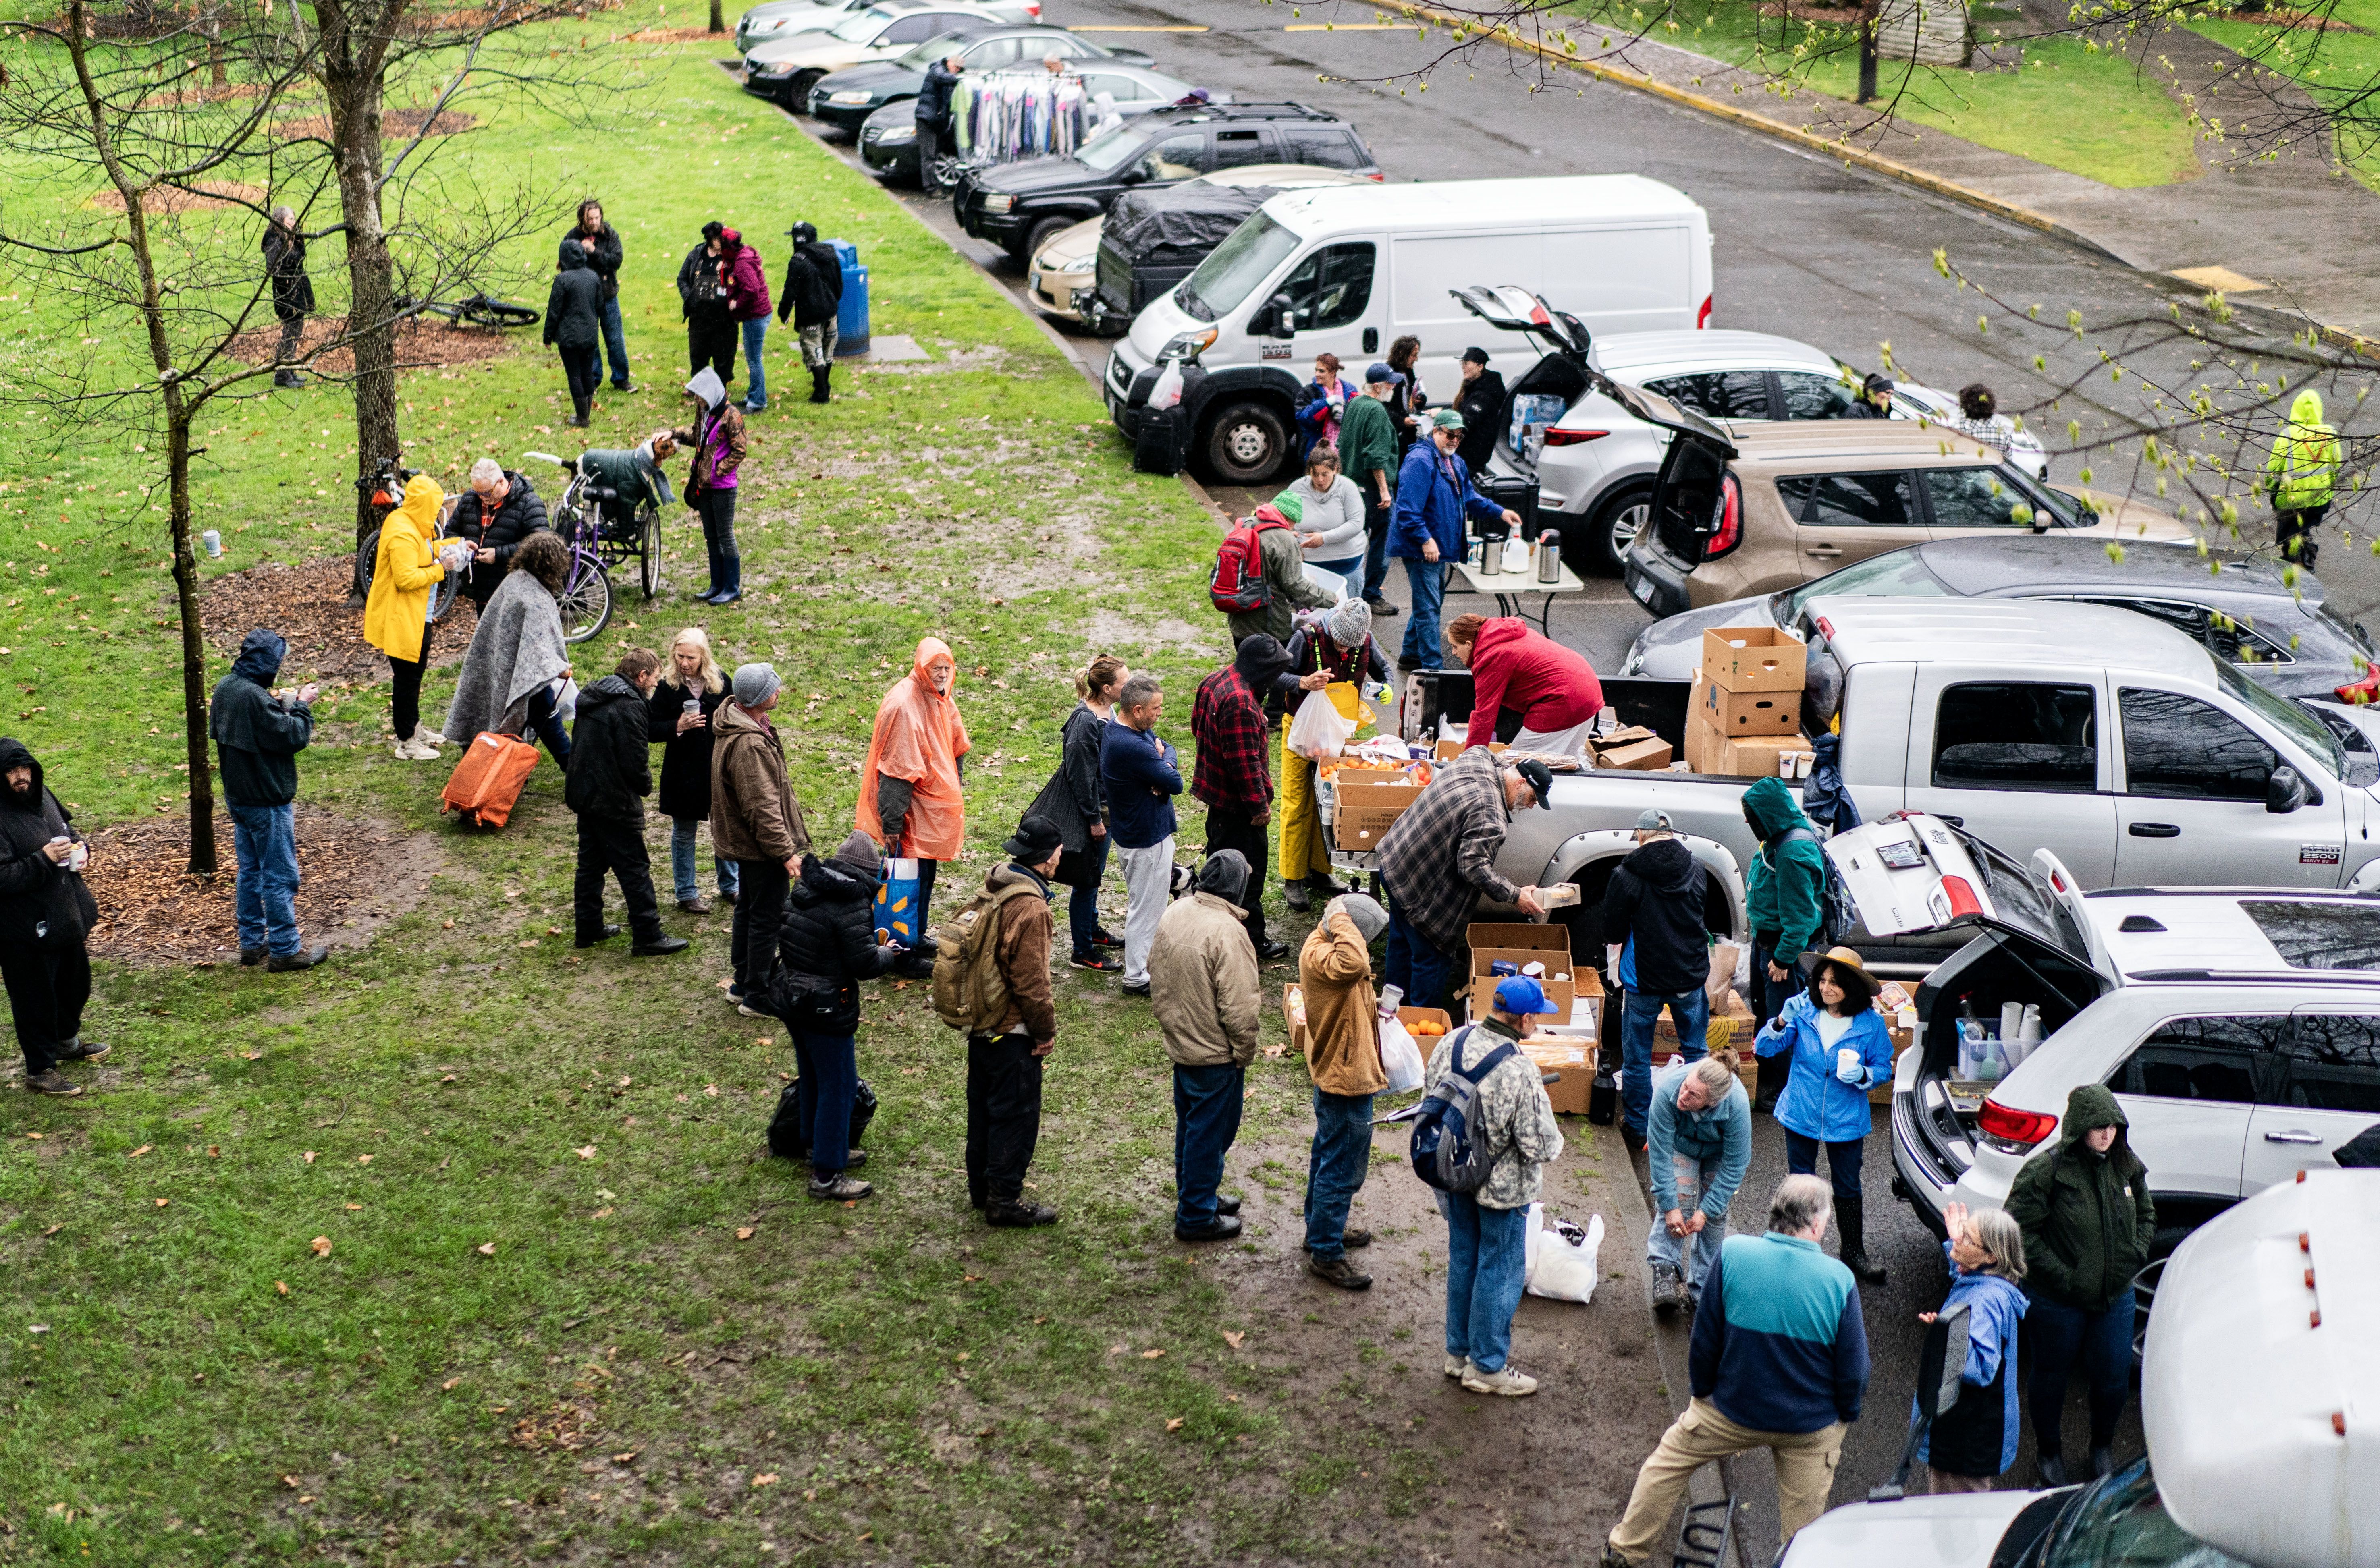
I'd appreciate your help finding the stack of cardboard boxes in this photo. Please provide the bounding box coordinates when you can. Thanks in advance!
[1685,626,1812,778]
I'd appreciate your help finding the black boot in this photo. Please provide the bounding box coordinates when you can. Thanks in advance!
[273,367,303,390]
[568,391,590,428]
[1837,1193,1887,1284]
[810,367,830,404]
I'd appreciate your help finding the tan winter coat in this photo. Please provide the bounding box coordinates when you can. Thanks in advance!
[1298,910,1387,1097]
[1149,890,1262,1068]
[987,865,1058,1044]
[708,700,810,863]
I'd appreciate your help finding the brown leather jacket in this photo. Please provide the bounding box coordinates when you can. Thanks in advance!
[986,865,1057,1044]
[708,700,810,863]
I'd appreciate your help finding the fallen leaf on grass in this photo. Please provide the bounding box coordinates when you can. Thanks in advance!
[155,1197,171,1209]
[25,1132,41,1140]
[241,1051,261,1061]
[129,1145,151,1158]
[476,1242,496,1255]
[735,1226,755,1240]
[343,1202,361,1211]
[573,1146,598,1159]
[442,1377,460,1390]
[355,1155,372,1166]
[41,1223,62,1237]
[1165,1418,1184,1432]
[964,1273,983,1284]
[442,919,455,930]
[954,1351,971,1363]
[1222,1330,1246,1350]
[1032,1315,1047,1325]
[274,1280,289,1295]
[590,1206,614,1219]
[1261,1044,1286,1060]
[302,1151,317,1164]
[440,1074,457,1083]
[752,1473,779,1486]
[1107,1344,1128,1356]
[1140,1348,1165,1360]
[297,1494,315,1504]
[548,926,562,936]
[517,940,538,949]
[1226,1393,1241,1404]
[611,1451,637,1464]
[309,1236,332,1257]
[207,1145,221,1157]
[704,1084,719,1097]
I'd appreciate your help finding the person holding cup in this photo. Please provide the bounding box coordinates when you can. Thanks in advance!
[0,738,105,1095]
[647,626,738,915]
[1754,945,1895,1284]
[209,629,328,972]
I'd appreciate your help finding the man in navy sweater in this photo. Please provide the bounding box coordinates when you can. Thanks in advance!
[1099,672,1182,998]
[1603,1174,1869,1564]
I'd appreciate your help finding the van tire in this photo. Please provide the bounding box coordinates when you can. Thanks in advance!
[1199,400,1291,485]
[1582,481,1653,575]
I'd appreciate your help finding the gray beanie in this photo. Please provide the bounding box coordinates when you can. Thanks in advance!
[1329,893,1389,944]
[830,830,882,879]
[731,662,781,707]
[1326,597,1372,649]
[1198,848,1250,906]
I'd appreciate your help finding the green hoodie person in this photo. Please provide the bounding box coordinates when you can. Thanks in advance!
[2006,1084,2156,1311]
[1742,775,1826,969]
[2264,390,2340,514]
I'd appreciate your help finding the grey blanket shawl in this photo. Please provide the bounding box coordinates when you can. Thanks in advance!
[442,571,569,743]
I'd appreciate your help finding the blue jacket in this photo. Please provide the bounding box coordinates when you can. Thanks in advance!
[1647,1059,1752,1220]
[1758,992,1896,1144]
[1692,1231,1869,1434]
[1913,1244,2027,1475]
[1098,717,1181,850]
[1387,441,1502,562]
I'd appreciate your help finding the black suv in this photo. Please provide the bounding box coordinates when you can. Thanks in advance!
[953,102,1378,264]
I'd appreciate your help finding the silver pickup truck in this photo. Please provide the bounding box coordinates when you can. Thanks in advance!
[1461,596,2380,970]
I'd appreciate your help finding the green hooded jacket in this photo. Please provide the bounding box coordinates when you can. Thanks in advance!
[2264,390,2340,512]
[1742,776,1825,957]
[2006,1084,2157,1311]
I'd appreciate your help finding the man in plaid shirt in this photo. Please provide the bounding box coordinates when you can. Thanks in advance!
[1377,749,1557,1009]
[1193,635,1296,961]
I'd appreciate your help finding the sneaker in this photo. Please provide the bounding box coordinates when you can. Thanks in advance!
[265,945,328,972]
[1120,981,1151,998]
[414,727,447,745]
[575,923,622,949]
[613,382,638,394]
[710,590,743,606]
[1363,595,1398,617]
[1651,1261,1687,1319]
[1069,952,1122,973]
[737,999,778,1019]
[1444,1354,1468,1379]
[1173,1215,1242,1243]
[393,738,440,761]
[986,1198,1058,1228]
[1460,1363,1539,1398]
[677,897,712,915]
[54,1039,109,1063]
[631,936,691,957]
[809,1174,872,1201]
[24,1069,81,1096]
[1090,929,1123,949]
[1306,1253,1372,1291]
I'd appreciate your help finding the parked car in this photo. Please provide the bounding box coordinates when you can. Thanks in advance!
[741,2,1016,110]
[810,23,1153,135]
[858,60,1204,181]
[1782,1169,2376,1568]
[1621,535,2378,702]
[1023,161,1362,324]
[1488,328,2052,572]
[1620,418,2195,619]
[957,100,1379,269]
[737,0,1036,55]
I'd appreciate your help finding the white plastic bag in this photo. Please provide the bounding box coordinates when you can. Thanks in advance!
[1286,690,1358,761]
[1149,360,1185,411]
[1524,1205,1605,1303]
[1377,1015,1424,1095]
[551,676,580,726]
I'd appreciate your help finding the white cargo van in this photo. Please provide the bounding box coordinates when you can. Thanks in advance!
[1102,174,1714,485]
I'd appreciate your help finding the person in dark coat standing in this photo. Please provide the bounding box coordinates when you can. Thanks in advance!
[648,626,737,913]
[676,221,738,386]
[1191,634,1293,961]
[262,205,314,390]
[1026,654,1127,972]
[209,629,326,972]
[774,830,904,1201]
[1603,808,1710,1148]
[565,198,633,393]
[777,220,845,404]
[0,738,105,1096]
[449,458,552,614]
[1452,348,1507,473]
[915,54,964,193]
[544,237,606,428]
[564,648,689,958]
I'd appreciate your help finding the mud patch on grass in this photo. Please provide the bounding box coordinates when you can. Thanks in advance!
[197,554,476,684]
[224,314,522,373]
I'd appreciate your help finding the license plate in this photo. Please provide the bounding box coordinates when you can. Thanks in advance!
[1629,574,1655,606]
[1027,269,1041,294]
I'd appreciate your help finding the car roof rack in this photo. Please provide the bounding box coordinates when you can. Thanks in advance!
[1148,100,1342,122]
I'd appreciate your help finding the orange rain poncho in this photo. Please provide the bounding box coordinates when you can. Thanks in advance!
[854,636,972,861]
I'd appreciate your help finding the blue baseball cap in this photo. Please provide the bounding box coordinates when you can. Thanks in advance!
[1494,976,1548,1016]
[1364,361,1404,386]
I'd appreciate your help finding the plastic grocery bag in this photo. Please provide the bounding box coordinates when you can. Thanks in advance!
[550,676,580,726]
[1286,682,1361,761]
[1377,1015,1425,1095]
[1523,1204,1605,1303]
[1149,360,1185,411]
[875,856,924,945]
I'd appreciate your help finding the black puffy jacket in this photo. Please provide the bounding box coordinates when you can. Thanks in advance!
[0,738,98,951]
[563,675,652,821]
[448,471,550,604]
[773,852,899,1032]
[544,241,605,353]
[565,222,624,300]
[1601,835,1708,997]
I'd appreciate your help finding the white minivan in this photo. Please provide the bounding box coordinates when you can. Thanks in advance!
[1102,174,1714,485]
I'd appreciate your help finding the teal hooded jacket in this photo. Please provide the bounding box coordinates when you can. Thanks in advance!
[1743,776,1825,957]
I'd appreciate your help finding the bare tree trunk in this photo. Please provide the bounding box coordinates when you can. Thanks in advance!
[166,403,219,875]
[708,0,724,33]
[322,35,400,604]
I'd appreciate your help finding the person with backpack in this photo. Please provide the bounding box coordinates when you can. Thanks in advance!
[1150,850,1263,1243]
[1215,502,1333,650]
[710,663,812,1016]
[774,830,907,1203]
[1387,408,1522,673]
[563,647,690,959]
[1427,975,1564,1395]
[1758,946,1896,1285]
[1027,655,1126,973]
[1276,598,1389,913]
[1298,892,1391,1289]
[676,220,738,388]
[856,637,970,967]
[937,814,1064,1229]
[1645,1053,1751,1317]
[1191,635,1292,963]
[1099,673,1181,999]
[1604,807,1711,1151]
[1602,1174,1869,1564]
[776,220,845,405]
[1375,750,1554,1012]
[1743,775,1827,1114]
[1909,1201,2030,1493]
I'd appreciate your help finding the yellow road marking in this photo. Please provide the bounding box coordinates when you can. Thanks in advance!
[1283,21,1405,26]
[1067,24,1211,30]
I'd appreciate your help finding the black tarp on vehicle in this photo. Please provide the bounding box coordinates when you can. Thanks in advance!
[1091,183,1278,328]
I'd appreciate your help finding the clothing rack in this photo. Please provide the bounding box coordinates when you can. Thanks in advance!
[950,69,1100,165]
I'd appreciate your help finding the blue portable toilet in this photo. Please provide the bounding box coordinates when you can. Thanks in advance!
[829,239,868,357]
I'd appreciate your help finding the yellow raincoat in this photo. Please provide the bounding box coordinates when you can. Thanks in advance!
[361,475,447,661]
[2264,390,2340,513]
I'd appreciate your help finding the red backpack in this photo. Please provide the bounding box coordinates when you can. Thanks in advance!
[1210,506,1291,615]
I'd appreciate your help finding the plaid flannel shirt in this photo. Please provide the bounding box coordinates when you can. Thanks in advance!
[1376,747,1519,954]
[1191,666,1273,815]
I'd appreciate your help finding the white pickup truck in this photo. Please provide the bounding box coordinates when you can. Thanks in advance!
[1475,597,2380,967]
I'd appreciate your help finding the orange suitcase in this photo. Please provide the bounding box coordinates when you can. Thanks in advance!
[440,731,540,829]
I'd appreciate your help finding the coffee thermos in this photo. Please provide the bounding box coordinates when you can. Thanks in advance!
[1535,529,1562,583]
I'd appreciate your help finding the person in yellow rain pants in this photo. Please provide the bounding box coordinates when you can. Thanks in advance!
[1279,599,1394,911]
[2263,388,2341,570]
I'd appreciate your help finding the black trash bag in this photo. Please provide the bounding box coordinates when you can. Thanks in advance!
[767,1076,878,1163]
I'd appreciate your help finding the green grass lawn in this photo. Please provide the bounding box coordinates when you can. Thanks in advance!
[2179,0,2380,178]
[0,19,1586,1562]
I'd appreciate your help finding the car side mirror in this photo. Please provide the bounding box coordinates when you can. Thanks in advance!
[2267,765,2309,814]
[1263,294,1295,339]
[1118,166,1147,185]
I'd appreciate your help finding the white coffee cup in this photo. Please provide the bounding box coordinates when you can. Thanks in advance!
[1836,1046,1861,1079]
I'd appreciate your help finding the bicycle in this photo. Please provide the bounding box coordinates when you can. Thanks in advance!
[524,450,661,645]
[389,291,541,329]
[353,455,464,622]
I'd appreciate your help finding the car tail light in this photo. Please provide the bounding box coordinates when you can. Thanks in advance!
[1704,474,1742,558]
[2336,669,2379,705]
[1365,171,1385,181]
[1543,428,1608,447]
[1978,1097,2058,1152]
[1938,875,1984,919]
[1697,293,1713,330]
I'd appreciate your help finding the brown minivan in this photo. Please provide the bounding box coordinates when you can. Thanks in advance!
[1622,420,2198,618]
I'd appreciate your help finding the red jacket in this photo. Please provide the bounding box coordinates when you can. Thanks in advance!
[1465,618,1602,745]
[722,235,772,322]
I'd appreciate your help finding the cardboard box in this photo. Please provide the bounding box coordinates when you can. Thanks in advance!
[1398,1006,1454,1042]
[1466,921,1593,1020]
[1284,983,1309,1057]
[1684,707,1729,774]
[1700,626,1807,693]
[1698,680,1801,737]
[1715,733,1808,779]
[1332,777,1423,851]
[1596,736,1674,771]
[1521,1037,1596,1115]
[1435,739,1506,762]
[1653,987,1757,1050]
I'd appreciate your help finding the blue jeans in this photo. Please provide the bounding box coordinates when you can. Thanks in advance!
[1173,1062,1244,1229]
[669,817,740,903]
[1385,908,1458,1012]
[229,801,301,956]
[1444,1194,1531,1373]
[1067,832,1111,958]
[525,684,571,768]
[1645,1149,1729,1297]
[1784,1127,1864,1199]
[1399,557,1446,666]
[598,295,631,388]
[789,1028,857,1176]
[2025,1288,2135,1459]
[1622,987,1709,1139]
[1303,1087,1375,1259]
[739,317,768,409]
[1361,494,1391,602]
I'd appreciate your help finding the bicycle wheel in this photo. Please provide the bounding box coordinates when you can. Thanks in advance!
[559,558,613,645]
[636,505,661,599]
[459,296,540,330]
[355,527,382,597]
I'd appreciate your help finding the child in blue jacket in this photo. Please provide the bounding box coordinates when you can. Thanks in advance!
[1756,945,1897,1284]
[1913,1202,2029,1493]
